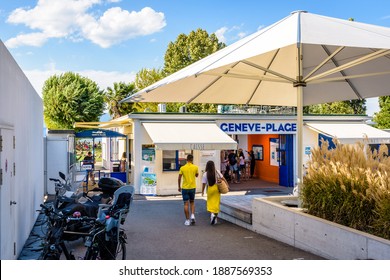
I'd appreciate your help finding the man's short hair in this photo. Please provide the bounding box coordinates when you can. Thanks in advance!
[187,154,194,161]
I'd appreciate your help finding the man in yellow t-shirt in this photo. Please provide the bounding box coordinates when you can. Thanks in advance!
[178,154,199,226]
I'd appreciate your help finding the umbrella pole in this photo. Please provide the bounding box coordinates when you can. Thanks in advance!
[297,85,304,199]
[295,30,304,203]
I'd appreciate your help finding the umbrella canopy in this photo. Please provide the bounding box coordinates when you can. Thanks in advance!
[123,11,390,106]
[122,11,390,187]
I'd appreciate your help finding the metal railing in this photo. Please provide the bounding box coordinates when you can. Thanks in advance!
[218,105,296,115]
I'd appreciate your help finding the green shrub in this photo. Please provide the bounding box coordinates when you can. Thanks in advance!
[301,139,390,239]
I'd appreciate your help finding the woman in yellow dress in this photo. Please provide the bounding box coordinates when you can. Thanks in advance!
[201,160,227,225]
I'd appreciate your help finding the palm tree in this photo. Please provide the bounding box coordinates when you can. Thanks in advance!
[104,82,137,119]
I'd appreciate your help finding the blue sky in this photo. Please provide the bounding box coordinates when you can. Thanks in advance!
[1,0,390,115]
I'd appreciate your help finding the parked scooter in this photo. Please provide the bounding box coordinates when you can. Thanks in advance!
[49,172,124,218]
[49,171,73,196]
[67,177,125,218]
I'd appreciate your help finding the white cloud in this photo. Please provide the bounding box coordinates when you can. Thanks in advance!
[237,32,247,39]
[79,69,136,89]
[5,0,166,48]
[24,68,136,98]
[5,32,49,48]
[214,25,247,44]
[7,0,98,36]
[79,7,166,48]
[215,27,228,43]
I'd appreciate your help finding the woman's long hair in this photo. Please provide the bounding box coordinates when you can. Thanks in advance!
[205,160,216,186]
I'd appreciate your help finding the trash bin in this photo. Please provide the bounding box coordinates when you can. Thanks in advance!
[110,172,126,183]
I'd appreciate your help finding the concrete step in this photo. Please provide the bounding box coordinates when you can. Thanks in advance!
[220,202,252,224]
[219,195,262,226]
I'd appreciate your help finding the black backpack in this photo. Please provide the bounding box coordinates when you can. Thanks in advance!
[228,153,237,165]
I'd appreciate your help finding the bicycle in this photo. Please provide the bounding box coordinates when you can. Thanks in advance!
[82,209,127,260]
[39,203,80,260]
[85,185,134,259]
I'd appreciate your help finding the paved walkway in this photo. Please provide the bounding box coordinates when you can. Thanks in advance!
[21,174,322,260]
[117,195,324,260]
[20,192,323,260]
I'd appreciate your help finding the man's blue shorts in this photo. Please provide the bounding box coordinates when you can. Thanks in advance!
[181,188,196,202]
[229,163,238,171]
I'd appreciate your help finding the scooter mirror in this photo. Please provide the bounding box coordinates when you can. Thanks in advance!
[59,172,66,180]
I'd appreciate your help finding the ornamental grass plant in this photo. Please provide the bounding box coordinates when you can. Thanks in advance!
[301,139,390,240]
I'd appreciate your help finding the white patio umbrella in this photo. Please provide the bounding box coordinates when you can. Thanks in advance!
[122,11,390,188]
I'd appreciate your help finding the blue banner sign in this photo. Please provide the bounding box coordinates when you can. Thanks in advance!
[75,129,126,138]
[220,122,297,134]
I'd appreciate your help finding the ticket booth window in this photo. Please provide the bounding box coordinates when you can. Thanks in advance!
[162,150,191,171]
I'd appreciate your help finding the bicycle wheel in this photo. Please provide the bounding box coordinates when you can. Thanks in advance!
[97,229,126,260]
[115,230,126,260]
[40,228,62,260]
[98,239,125,260]
[84,246,99,260]
[116,238,126,260]
[41,244,62,260]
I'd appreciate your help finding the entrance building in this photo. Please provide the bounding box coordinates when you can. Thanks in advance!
[77,113,390,196]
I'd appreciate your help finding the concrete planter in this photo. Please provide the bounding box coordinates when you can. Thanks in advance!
[252,196,390,260]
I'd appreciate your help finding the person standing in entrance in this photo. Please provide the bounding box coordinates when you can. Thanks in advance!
[83,151,95,184]
[178,154,199,226]
[119,152,127,172]
[247,150,256,178]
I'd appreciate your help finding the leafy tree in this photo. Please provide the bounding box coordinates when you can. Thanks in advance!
[373,96,390,129]
[135,67,166,90]
[133,68,166,112]
[104,82,137,119]
[305,100,366,115]
[164,28,226,75]
[348,99,366,115]
[132,28,224,113]
[179,103,217,113]
[160,28,225,112]
[42,72,105,129]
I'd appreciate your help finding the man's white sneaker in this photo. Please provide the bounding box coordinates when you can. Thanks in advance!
[190,214,196,225]
[184,219,191,226]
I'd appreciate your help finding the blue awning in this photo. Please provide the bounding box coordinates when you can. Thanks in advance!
[75,129,126,138]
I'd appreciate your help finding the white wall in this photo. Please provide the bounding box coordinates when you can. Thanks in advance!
[252,196,390,260]
[237,134,248,151]
[45,133,71,194]
[0,40,44,259]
